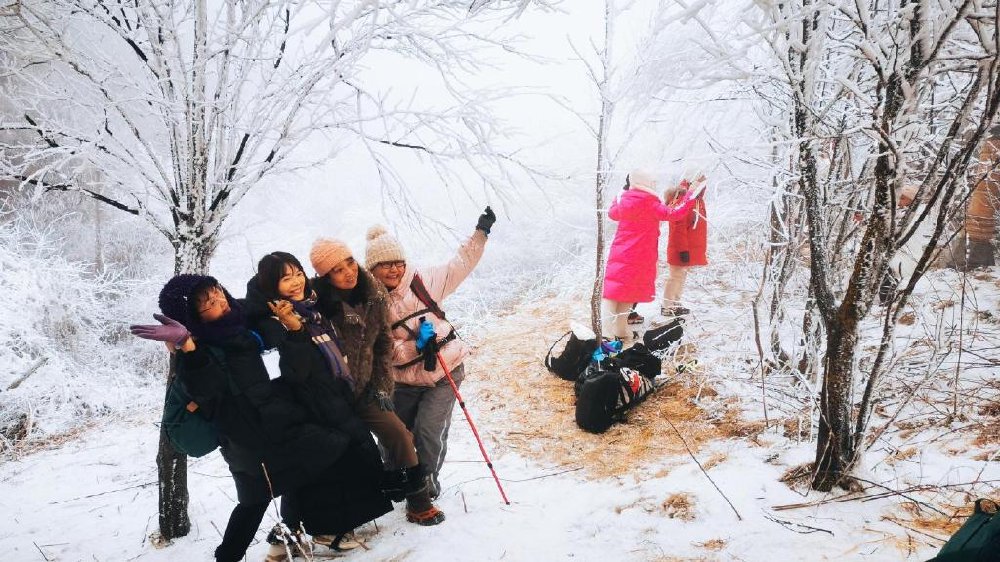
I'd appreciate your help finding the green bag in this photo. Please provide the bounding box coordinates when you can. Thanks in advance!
[928,499,1000,562]
[161,376,219,457]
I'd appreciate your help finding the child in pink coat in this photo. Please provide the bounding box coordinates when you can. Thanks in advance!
[603,170,698,342]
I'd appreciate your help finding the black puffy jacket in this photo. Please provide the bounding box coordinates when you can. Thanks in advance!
[175,331,349,503]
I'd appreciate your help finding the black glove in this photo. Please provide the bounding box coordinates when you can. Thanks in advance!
[476,206,496,236]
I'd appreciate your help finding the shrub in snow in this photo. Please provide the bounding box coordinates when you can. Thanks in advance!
[0,213,164,452]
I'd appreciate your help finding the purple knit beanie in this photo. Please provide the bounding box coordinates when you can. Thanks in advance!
[158,274,218,329]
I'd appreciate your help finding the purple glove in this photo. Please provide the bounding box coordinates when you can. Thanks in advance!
[129,313,190,345]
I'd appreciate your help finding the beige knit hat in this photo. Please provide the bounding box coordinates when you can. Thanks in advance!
[310,237,353,277]
[365,225,406,270]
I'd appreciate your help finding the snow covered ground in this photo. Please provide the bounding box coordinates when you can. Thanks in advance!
[3,265,997,562]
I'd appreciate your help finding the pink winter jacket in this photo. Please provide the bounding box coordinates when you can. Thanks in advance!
[385,230,487,387]
[603,188,696,303]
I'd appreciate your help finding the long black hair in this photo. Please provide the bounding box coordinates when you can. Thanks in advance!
[256,251,310,301]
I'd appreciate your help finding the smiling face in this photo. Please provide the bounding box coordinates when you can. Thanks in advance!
[327,256,359,290]
[194,285,230,323]
[277,263,307,301]
[372,260,406,290]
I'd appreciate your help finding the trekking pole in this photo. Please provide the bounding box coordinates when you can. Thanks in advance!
[434,350,510,505]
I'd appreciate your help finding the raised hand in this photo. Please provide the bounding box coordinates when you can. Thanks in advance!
[130,313,190,346]
[476,206,496,236]
[267,300,302,331]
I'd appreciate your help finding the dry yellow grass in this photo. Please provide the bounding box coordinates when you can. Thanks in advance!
[662,492,696,521]
[466,296,726,480]
[694,539,726,551]
[1,420,99,457]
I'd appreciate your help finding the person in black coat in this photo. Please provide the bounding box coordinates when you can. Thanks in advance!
[245,251,443,528]
[131,274,390,562]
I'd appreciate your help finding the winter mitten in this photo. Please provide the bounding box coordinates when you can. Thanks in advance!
[129,314,190,346]
[475,206,496,236]
[415,319,436,351]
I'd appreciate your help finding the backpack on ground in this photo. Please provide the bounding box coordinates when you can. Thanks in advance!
[545,322,598,381]
[573,362,622,433]
[615,342,662,379]
[929,498,1000,562]
[161,374,219,457]
[574,358,657,434]
[643,317,684,352]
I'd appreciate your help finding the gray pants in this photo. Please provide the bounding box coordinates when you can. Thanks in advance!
[393,364,465,498]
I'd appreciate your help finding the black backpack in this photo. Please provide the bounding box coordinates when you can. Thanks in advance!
[545,325,598,381]
[574,362,622,433]
[615,343,662,379]
[643,317,684,352]
[574,359,656,434]
[162,374,219,457]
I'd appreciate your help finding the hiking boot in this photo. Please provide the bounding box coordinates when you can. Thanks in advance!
[626,310,644,325]
[313,533,362,553]
[406,504,447,526]
[403,465,445,526]
[405,484,445,526]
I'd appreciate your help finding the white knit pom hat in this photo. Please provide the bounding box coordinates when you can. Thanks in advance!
[364,225,406,271]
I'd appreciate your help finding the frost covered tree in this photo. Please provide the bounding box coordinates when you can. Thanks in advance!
[733,0,1000,491]
[1,0,550,539]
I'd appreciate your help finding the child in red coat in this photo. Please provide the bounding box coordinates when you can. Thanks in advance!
[662,174,707,316]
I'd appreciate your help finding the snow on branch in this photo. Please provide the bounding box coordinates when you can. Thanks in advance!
[0,0,549,269]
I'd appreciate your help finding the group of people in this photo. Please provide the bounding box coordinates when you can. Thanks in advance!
[130,208,496,561]
[602,169,709,343]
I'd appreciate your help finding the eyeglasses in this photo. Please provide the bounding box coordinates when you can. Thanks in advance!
[376,261,406,271]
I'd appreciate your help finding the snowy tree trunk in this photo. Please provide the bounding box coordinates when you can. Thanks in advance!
[813,320,857,491]
[591,109,609,338]
[589,0,615,339]
[157,356,190,538]
[157,0,211,539]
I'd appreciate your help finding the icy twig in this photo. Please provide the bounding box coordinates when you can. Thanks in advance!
[664,417,742,520]
[32,541,51,561]
[762,512,834,535]
[5,357,48,390]
[771,479,1000,511]
[49,481,156,504]
[500,466,583,482]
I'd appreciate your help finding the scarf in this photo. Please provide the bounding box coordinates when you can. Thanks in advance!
[292,292,356,392]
